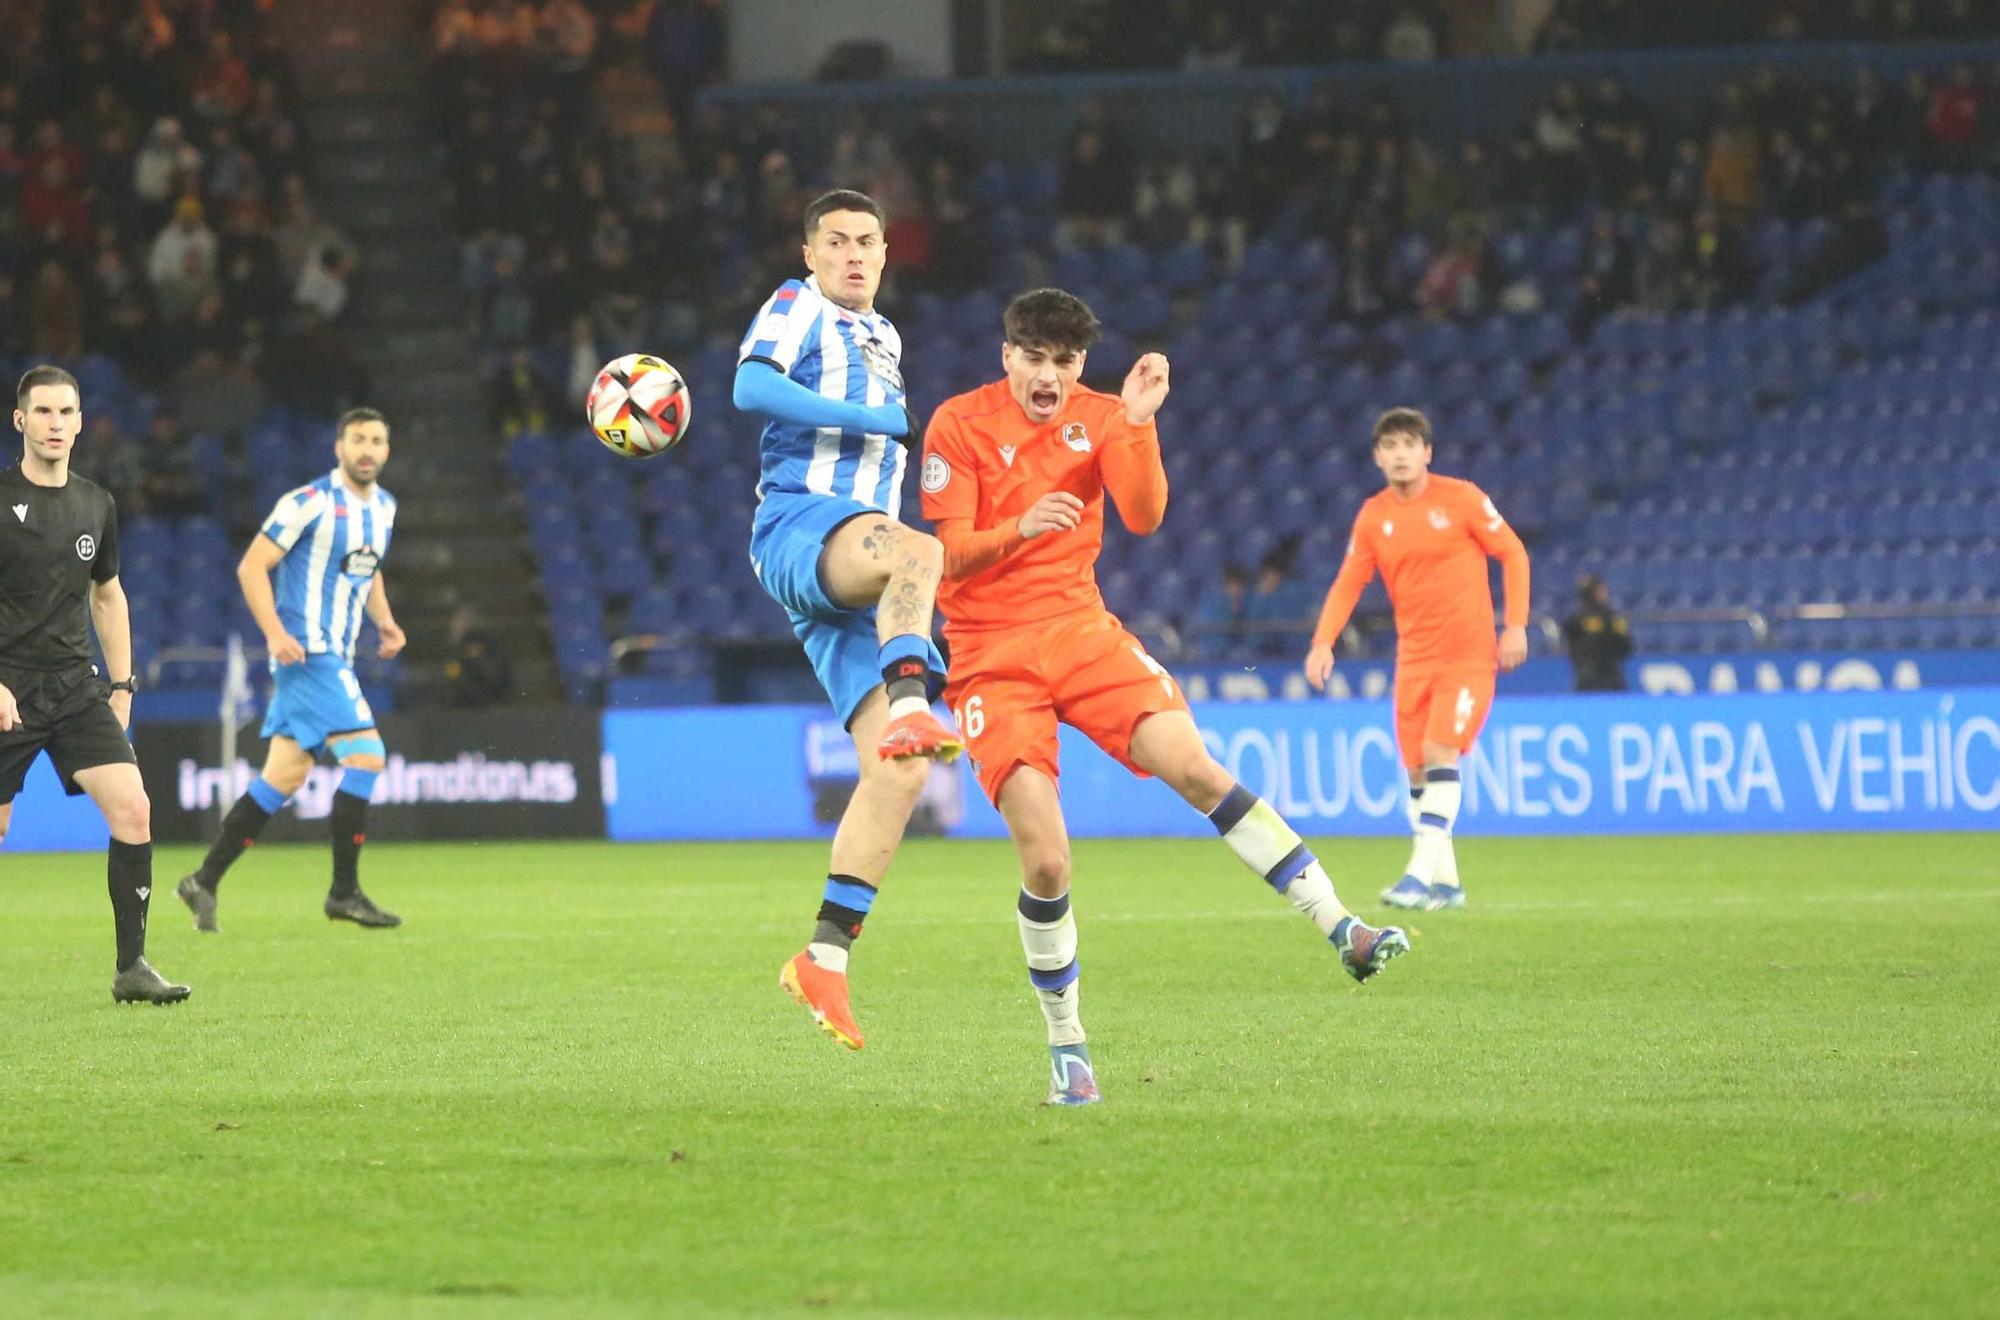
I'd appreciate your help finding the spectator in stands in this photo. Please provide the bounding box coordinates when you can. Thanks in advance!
[1194,565,1249,658]
[494,349,553,439]
[1703,85,1763,215]
[1573,210,1635,337]
[1402,140,1465,239]
[271,175,353,284]
[19,155,91,253]
[1244,547,1314,656]
[147,194,219,322]
[563,313,600,407]
[1381,6,1442,62]
[1687,205,1750,308]
[137,409,204,518]
[1926,62,1986,172]
[1059,127,1134,246]
[1636,213,1690,310]
[294,242,356,321]
[1562,575,1632,692]
[191,30,255,121]
[26,257,85,360]
[1416,225,1491,320]
[443,606,515,709]
[1182,10,1247,72]
[80,413,144,509]
[261,309,368,416]
[1335,219,1392,323]
[132,117,200,226]
[1534,82,1591,207]
[643,0,727,124]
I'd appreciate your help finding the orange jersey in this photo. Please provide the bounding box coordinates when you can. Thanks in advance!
[920,379,1165,644]
[1312,474,1530,670]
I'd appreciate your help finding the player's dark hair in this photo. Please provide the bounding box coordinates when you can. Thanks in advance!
[1373,406,1432,447]
[16,364,80,409]
[1003,288,1103,353]
[803,189,885,239]
[336,407,388,437]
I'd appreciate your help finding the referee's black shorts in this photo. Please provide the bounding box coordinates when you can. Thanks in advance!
[0,663,138,805]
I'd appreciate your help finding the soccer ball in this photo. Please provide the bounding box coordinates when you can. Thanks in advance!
[587,353,691,458]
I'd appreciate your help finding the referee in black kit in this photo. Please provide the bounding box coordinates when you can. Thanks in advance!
[1,365,189,1004]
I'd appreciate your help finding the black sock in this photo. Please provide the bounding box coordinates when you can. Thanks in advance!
[197,792,274,890]
[881,656,929,707]
[107,839,153,972]
[812,873,877,953]
[330,789,369,899]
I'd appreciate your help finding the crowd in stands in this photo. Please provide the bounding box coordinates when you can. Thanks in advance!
[1536,0,2000,54]
[1014,1,1450,71]
[1,0,362,522]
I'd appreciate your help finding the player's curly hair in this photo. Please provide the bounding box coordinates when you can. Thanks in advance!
[16,365,80,408]
[1003,288,1103,353]
[1373,406,1433,446]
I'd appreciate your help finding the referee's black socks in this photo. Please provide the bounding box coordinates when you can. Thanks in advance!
[107,839,152,972]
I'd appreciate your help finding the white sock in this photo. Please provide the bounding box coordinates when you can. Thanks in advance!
[1208,784,1350,936]
[1018,888,1083,1046]
[1405,767,1462,887]
[805,941,848,974]
[888,694,929,720]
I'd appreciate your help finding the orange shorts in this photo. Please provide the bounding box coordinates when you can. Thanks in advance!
[944,610,1190,805]
[1393,665,1496,769]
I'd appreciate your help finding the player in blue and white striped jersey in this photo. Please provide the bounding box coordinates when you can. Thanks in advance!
[177,408,408,934]
[732,189,963,1051]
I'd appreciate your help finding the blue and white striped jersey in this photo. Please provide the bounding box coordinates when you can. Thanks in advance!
[259,470,397,664]
[738,275,908,515]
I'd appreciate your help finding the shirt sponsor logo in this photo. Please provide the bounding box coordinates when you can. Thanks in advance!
[342,547,380,579]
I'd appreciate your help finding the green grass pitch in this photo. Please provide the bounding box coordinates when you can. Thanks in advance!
[3,833,1997,1318]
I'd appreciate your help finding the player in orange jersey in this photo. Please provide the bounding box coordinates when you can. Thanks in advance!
[1305,406,1531,912]
[923,289,1409,1106]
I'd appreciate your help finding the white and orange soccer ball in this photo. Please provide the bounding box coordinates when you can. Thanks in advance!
[587,353,691,458]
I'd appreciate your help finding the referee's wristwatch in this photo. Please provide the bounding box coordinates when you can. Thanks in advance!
[108,676,140,695]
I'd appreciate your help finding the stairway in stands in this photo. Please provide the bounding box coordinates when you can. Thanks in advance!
[270,0,559,701]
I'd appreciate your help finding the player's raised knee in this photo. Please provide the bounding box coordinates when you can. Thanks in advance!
[905,527,944,577]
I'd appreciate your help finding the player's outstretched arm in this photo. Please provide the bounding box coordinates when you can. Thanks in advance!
[732,361,909,439]
[238,537,305,665]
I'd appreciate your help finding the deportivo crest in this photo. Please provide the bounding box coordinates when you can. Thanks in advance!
[75,532,96,561]
[341,547,381,578]
[1061,422,1091,452]
[858,335,904,394]
[920,453,951,493]
[1428,508,1450,530]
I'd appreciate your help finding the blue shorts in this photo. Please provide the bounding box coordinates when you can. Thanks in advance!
[261,654,377,754]
[750,492,945,727]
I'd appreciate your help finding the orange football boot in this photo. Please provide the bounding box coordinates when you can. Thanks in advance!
[780,949,865,1050]
[877,710,963,762]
